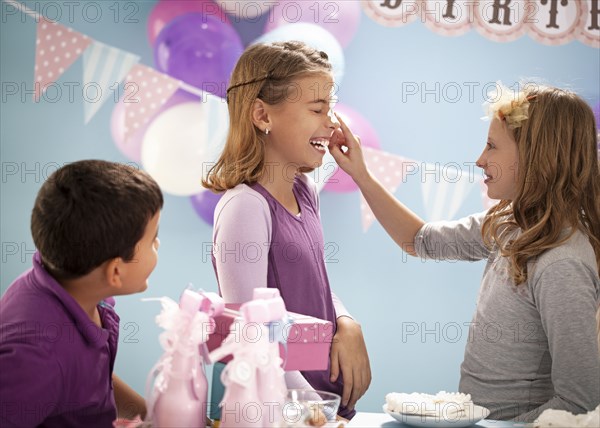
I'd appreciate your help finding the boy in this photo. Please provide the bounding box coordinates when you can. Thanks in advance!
[0,160,163,427]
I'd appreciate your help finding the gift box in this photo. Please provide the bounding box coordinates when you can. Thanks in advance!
[206,304,333,371]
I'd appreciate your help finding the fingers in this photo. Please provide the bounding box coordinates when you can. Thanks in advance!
[341,368,353,409]
[334,112,350,135]
[328,141,345,164]
[330,128,345,146]
[328,129,346,159]
[347,391,358,411]
[347,379,358,411]
[329,347,340,382]
[334,113,361,147]
[346,367,367,410]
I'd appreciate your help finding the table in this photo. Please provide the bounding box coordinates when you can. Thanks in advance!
[346,412,530,427]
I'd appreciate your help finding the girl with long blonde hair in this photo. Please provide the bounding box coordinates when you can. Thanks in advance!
[203,41,371,420]
[329,85,600,422]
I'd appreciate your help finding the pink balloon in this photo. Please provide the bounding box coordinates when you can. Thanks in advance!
[147,0,229,46]
[264,0,361,48]
[111,89,200,163]
[324,104,381,193]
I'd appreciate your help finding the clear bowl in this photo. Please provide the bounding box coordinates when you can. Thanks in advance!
[283,389,341,426]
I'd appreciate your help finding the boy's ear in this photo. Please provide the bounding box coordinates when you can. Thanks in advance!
[251,99,272,132]
[104,258,123,290]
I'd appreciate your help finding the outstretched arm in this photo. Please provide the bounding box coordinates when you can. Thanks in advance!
[329,113,424,255]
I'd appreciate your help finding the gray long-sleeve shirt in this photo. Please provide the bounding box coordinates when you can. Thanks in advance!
[414,212,600,422]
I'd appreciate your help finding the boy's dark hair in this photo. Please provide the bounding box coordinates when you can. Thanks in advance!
[31,160,164,279]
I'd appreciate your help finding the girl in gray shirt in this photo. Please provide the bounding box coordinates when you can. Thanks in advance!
[329,85,600,422]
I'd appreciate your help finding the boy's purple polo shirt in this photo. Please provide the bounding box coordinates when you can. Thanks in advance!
[0,252,120,427]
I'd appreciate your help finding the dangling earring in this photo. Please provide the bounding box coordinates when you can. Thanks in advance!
[265,129,270,135]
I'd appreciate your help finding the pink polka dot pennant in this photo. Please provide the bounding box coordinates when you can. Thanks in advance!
[360,147,413,233]
[34,18,91,101]
[121,64,180,144]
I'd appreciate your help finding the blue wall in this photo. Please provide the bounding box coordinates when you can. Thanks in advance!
[1,1,598,414]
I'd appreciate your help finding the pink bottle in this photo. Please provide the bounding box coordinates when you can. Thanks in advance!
[148,290,224,428]
[209,288,289,428]
[152,346,207,427]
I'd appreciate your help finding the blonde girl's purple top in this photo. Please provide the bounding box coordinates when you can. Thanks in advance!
[212,174,355,419]
[0,252,120,427]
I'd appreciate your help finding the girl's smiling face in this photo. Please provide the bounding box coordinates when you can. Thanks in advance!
[261,73,339,172]
[477,118,520,201]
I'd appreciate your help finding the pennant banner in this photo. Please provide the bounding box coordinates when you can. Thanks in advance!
[82,41,140,123]
[361,147,414,232]
[362,0,600,48]
[420,163,479,222]
[121,64,180,143]
[34,17,91,100]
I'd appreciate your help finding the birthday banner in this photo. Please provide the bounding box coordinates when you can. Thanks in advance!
[362,0,599,48]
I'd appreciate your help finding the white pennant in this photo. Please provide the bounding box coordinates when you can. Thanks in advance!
[82,41,139,123]
[421,163,478,222]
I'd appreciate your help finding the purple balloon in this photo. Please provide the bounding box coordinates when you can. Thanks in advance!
[190,191,223,225]
[147,0,229,46]
[154,13,243,99]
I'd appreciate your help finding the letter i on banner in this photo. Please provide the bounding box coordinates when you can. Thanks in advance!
[33,18,92,101]
[422,0,474,37]
[528,0,587,46]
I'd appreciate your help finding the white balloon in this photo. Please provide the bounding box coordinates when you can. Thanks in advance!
[142,94,229,196]
[253,23,345,86]
[218,1,273,19]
